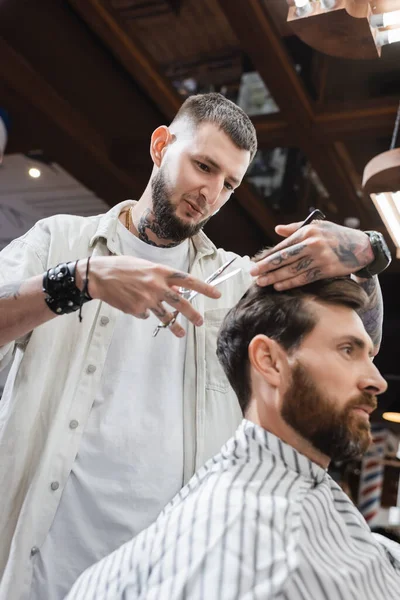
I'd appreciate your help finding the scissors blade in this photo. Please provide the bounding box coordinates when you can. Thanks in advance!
[205,256,237,284]
[208,267,242,289]
[152,266,242,336]
[186,267,242,302]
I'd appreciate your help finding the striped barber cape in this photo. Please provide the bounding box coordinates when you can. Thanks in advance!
[66,420,400,600]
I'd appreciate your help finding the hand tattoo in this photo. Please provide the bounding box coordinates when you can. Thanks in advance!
[253,243,306,265]
[321,223,366,270]
[137,209,180,249]
[0,282,22,300]
[137,312,150,320]
[164,290,181,304]
[305,268,322,283]
[152,305,167,319]
[291,257,313,273]
[167,272,188,281]
[270,244,307,267]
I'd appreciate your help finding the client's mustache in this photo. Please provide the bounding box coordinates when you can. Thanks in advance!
[346,392,378,414]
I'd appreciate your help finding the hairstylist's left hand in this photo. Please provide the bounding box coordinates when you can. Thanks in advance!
[250,220,374,290]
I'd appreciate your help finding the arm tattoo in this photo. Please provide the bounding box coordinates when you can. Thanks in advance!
[137,209,180,249]
[357,276,383,351]
[0,281,22,300]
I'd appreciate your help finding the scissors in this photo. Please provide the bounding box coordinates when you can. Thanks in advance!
[152,256,240,337]
[152,209,326,337]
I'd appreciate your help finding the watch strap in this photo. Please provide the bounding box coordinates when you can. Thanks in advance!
[355,231,391,278]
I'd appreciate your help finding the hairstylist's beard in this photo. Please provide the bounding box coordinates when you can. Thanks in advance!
[150,169,212,244]
[281,362,377,462]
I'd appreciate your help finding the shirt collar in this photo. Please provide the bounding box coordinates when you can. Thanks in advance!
[89,199,218,260]
[238,419,327,484]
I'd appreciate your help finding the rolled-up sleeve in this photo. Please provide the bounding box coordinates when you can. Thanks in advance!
[0,220,50,370]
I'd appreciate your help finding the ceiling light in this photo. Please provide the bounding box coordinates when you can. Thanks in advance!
[320,0,337,9]
[370,9,400,28]
[287,0,400,58]
[376,27,400,47]
[363,102,400,256]
[28,167,41,179]
[293,0,312,16]
[370,192,400,257]
[383,412,400,424]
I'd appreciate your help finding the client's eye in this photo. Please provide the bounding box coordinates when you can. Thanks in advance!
[342,345,353,356]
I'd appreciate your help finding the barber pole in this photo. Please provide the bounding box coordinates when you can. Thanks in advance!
[358,426,387,525]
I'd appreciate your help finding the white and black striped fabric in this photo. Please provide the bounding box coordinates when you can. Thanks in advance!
[66,420,400,600]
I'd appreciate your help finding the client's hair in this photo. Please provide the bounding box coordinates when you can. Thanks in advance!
[216,278,368,415]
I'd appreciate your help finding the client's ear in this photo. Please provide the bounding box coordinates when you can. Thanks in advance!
[248,334,286,389]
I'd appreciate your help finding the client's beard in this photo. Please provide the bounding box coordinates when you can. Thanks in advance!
[281,362,377,462]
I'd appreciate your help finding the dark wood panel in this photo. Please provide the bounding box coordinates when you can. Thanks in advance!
[216,0,369,225]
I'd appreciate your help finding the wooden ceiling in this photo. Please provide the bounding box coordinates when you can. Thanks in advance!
[1,0,400,403]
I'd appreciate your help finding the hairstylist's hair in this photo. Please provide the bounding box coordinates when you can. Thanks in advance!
[216,278,368,415]
[171,92,257,161]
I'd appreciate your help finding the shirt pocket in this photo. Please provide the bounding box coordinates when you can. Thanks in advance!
[204,308,231,394]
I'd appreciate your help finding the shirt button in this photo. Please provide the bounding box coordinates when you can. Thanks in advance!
[100,316,109,326]
[86,364,96,374]
[31,546,39,556]
[50,481,59,491]
[69,419,79,429]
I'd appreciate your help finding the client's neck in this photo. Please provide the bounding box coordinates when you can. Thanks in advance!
[246,403,330,469]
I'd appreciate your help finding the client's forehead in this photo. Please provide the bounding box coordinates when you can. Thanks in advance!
[301,301,373,354]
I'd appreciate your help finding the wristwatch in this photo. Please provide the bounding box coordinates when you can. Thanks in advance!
[355,231,392,278]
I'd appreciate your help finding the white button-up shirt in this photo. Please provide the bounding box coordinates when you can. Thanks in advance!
[67,420,400,600]
[0,201,252,600]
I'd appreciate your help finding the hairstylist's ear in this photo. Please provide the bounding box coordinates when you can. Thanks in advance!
[150,126,173,167]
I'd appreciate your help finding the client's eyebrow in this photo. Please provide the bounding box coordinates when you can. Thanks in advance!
[337,335,374,357]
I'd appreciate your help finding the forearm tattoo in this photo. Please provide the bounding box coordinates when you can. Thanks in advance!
[0,282,22,300]
[357,276,383,351]
[137,209,180,249]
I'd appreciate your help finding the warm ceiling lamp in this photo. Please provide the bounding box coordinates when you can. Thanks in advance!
[286,0,400,59]
[363,102,400,257]
[382,412,400,423]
